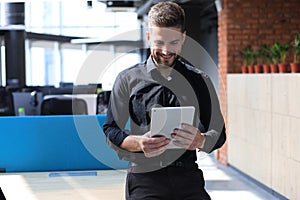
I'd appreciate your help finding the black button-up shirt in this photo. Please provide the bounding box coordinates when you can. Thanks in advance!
[103,56,226,165]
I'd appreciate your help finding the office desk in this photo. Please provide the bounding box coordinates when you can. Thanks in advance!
[0,115,128,172]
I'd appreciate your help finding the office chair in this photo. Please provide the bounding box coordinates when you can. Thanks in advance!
[40,96,88,115]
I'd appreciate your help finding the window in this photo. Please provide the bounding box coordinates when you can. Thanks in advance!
[24,1,141,88]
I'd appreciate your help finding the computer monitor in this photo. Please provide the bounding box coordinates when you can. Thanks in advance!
[12,91,43,116]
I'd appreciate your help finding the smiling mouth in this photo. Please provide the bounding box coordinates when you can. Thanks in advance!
[160,53,175,60]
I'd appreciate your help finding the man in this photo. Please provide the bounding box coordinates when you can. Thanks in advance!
[103,2,226,199]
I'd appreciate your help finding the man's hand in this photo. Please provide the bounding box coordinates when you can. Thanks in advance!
[171,123,206,150]
[120,131,170,158]
[139,132,170,158]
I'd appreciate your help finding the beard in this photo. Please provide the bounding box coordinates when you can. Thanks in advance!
[152,51,179,68]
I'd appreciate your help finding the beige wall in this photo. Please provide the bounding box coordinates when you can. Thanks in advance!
[227,74,300,199]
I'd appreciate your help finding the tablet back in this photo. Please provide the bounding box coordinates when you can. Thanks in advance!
[150,106,195,138]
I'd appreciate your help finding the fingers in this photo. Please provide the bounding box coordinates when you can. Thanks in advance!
[171,131,198,150]
[180,123,198,134]
[140,136,170,158]
[144,145,168,158]
[171,123,203,150]
[142,137,170,149]
[173,128,194,140]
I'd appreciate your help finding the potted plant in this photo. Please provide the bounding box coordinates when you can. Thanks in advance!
[260,44,271,73]
[239,47,248,73]
[254,46,265,73]
[270,43,280,73]
[247,48,255,73]
[274,42,291,73]
[240,45,255,73]
[290,33,300,73]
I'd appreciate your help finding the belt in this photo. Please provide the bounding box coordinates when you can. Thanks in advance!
[159,160,185,167]
[129,160,198,173]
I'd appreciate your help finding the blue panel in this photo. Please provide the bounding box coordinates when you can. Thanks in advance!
[0,115,128,172]
[48,171,97,177]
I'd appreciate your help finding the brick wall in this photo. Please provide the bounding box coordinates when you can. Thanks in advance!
[217,0,300,165]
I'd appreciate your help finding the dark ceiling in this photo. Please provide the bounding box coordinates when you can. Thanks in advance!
[97,0,218,19]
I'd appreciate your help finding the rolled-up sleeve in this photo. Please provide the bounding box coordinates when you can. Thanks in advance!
[103,72,130,147]
[198,74,226,153]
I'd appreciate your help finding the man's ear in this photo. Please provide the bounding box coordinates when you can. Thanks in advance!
[146,31,151,44]
[182,31,186,43]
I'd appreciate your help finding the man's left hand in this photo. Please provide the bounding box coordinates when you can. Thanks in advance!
[171,123,206,150]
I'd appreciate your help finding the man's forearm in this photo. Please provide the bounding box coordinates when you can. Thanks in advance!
[200,127,226,153]
[120,135,143,152]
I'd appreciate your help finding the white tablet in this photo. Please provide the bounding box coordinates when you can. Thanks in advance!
[150,106,195,148]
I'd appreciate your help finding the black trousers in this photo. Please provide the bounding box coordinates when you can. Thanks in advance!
[125,166,211,200]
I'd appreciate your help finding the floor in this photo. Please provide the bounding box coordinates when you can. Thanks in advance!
[196,155,283,200]
[0,155,284,200]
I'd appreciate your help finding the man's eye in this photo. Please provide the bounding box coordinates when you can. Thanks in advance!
[171,41,179,45]
[155,42,164,46]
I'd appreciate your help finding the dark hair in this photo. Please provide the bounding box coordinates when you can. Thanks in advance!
[148,2,185,32]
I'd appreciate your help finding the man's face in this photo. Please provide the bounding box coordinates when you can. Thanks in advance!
[147,26,186,68]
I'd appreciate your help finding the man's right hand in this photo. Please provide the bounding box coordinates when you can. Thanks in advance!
[120,131,170,158]
[140,132,170,157]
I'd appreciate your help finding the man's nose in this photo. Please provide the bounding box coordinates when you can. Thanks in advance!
[161,45,174,54]
[161,49,168,55]
[160,44,176,54]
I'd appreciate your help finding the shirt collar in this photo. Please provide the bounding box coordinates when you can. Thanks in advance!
[145,56,181,74]
[145,56,157,73]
